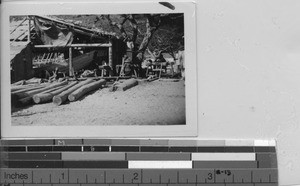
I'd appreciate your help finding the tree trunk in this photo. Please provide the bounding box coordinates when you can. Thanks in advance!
[33,81,78,104]
[17,96,33,107]
[52,79,94,106]
[116,78,138,91]
[134,15,161,77]
[68,79,106,102]
[11,83,47,92]
[14,85,67,107]
[12,81,68,100]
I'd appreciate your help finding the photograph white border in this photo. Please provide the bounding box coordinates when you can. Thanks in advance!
[1,1,198,138]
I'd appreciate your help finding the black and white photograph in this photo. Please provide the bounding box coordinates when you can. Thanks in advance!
[10,13,186,126]
[1,2,197,137]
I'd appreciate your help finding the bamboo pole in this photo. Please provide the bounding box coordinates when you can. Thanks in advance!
[52,79,94,106]
[68,79,106,102]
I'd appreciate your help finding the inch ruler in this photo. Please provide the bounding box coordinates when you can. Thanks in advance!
[0,139,278,186]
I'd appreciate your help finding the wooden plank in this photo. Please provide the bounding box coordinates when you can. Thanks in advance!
[68,79,106,102]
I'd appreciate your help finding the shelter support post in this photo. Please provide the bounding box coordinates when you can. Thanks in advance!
[108,39,113,71]
[69,47,74,76]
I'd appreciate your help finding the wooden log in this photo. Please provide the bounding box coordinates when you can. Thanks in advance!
[11,82,50,91]
[11,85,42,92]
[117,78,138,91]
[12,80,26,86]
[147,77,159,82]
[52,79,94,106]
[159,78,180,82]
[12,81,68,100]
[68,79,106,102]
[17,96,33,107]
[12,85,46,94]
[40,85,66,94]
[14,85,66,107]
[11,85,46,104]
[33,82,78,104]
[11,85,31,92]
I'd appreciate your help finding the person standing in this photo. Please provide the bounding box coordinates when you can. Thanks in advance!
[178,50,185,80]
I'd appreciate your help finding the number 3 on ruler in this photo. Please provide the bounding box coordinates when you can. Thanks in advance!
[207,173,213,180]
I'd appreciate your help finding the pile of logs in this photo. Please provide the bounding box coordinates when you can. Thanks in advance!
[11,77,141,107]
[11,79,106,107]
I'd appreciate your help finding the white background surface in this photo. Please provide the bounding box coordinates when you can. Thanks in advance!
[195,0,300,185]
[1,0,300,185]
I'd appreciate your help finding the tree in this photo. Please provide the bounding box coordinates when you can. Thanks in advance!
[149,26,184,59]
[98,13,184,65]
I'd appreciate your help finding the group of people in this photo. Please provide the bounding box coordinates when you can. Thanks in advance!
[142,49,185,79]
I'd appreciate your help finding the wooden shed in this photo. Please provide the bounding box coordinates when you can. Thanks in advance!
[10,15,126,82]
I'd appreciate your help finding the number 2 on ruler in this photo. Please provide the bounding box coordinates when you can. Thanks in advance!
[133,172,139,181]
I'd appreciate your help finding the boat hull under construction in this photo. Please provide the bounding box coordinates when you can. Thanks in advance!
[33,50,96,74]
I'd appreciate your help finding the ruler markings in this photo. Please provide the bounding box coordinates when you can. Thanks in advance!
[2,146,277,153]
[0,139,278,186]
[67,169,69,183]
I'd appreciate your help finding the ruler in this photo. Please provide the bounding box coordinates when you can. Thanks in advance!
[0,139,278,186]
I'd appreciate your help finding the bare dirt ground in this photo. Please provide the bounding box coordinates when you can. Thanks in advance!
[11,80,186,126]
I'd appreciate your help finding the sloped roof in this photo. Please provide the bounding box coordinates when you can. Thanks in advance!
[45,15,121,39]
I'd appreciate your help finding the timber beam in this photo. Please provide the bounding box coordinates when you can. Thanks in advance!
[34,43,112,48]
